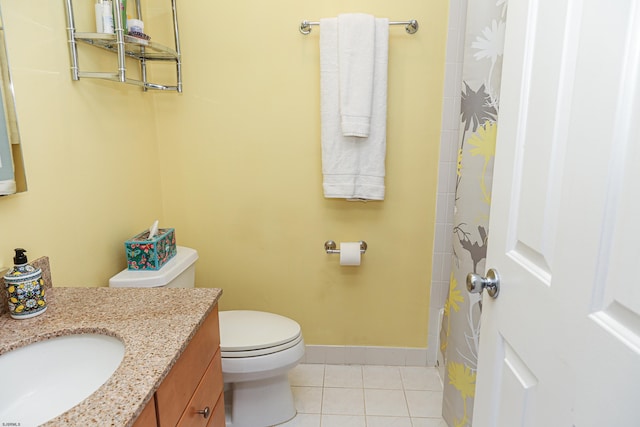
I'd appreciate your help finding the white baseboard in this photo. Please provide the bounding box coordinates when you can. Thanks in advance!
[301,345,432,367]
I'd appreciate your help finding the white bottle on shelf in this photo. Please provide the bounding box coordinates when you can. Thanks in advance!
[95,0,114,34]
[95,0,103,32]
[102,1,115,34]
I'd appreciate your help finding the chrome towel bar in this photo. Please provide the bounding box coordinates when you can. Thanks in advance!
[324,240,368,254]
[300,19,419,35]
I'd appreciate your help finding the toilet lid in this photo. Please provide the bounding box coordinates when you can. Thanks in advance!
[219,310,302,355]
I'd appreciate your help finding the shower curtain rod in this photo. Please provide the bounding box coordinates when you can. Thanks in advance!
[299,19,419,35]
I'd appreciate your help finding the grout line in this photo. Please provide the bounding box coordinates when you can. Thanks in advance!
[319,364,325,423]
[290,364,445,425]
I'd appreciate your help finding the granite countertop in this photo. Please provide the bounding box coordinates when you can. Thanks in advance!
[0,286,223,426]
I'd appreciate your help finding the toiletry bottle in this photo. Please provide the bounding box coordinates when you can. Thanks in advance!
[95,0,114,34]
[102,0,115,34]
[95,0,104,33]
[119,0,128,34]
[3,248,47,319]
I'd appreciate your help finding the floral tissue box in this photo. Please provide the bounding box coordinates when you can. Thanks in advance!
[125,228,176,270]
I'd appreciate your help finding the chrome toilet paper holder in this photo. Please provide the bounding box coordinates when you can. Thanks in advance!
[324,240,368,254]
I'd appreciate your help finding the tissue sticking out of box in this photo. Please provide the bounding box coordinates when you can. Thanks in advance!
[125,227,177,270]
[149,220,159,239]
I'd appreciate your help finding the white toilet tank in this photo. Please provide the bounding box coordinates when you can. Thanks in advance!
[108,246,198,288]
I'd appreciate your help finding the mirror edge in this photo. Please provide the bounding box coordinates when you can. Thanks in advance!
[0,6,27,195]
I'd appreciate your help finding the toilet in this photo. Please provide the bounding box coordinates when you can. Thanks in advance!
[219,310,305,427]
[108,246,199,289]
[108,246,305,427]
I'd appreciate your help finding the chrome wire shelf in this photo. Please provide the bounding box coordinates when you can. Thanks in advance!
[74,32,179,61]
[64,0,182,92]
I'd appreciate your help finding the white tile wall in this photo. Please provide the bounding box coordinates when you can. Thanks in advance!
[302,345,429,367]
[427,0,468,366]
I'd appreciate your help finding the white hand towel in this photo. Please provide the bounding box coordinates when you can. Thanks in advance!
[0,179,16,196]
[338,13,375,137]
[320,17,389,201]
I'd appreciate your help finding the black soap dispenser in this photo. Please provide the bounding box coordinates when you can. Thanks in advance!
[3,248,47,319]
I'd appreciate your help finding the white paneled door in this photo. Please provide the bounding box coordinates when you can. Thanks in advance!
[472,0,640,426]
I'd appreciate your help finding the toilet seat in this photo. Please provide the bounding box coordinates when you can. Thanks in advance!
[219,310,302,358]
[221,334,303,358]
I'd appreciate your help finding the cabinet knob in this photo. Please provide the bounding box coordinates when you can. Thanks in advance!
[197,406,211,419]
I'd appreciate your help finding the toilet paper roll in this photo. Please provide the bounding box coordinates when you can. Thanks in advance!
[340,242,361,266]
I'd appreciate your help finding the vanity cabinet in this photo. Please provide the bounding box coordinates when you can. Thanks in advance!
[132,398,157,427]
[133,305,225,427]
[63,0,182,92]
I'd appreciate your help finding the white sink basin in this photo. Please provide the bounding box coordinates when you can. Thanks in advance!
[0,333,125,426]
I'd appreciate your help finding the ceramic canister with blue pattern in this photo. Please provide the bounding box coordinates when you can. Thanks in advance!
[3,249,47,319]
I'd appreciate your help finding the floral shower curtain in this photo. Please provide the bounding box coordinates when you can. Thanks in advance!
[441,1,506,426]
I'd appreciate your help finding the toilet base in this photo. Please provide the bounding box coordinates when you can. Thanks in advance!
[224,373,296,427]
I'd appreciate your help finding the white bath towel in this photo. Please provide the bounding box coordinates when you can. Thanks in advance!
[338,13,375,137]
[320,17,389,200]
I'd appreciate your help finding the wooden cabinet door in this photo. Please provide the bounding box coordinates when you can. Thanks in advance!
[177,350,224,427]
[132,397,157,427]
[156,306,220,427]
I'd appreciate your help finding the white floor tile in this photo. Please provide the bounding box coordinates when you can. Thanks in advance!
[281,363,445,427]
[278,413,322,427]
[292,386,323,414]
[362,365,403,389]
[320,414,366,427]
[405,390,444,418]
[366,416,413,427]
[290,364,326,387]
[410,418,448,427]
[322,387,365,415]
[324,365,363,388]
[364,389,409,417]
[399,367,443,391]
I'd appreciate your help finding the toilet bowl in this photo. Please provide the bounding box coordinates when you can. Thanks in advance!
[219,310,305,427]
[108,250,304,426]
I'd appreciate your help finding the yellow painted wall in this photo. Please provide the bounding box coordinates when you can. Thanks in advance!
[153,0,448,347]
[0,0,447,347]
[0,0,164,284]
